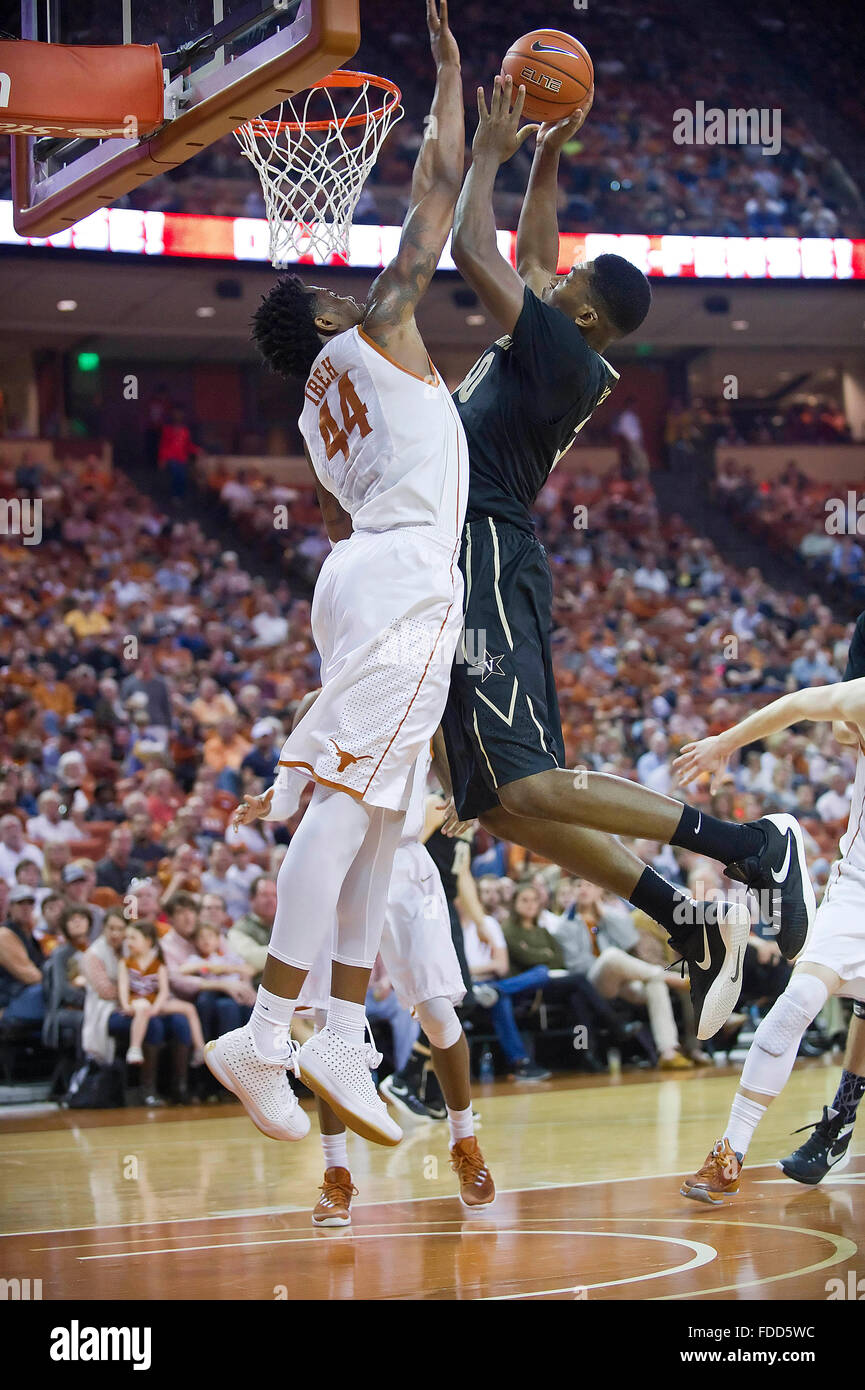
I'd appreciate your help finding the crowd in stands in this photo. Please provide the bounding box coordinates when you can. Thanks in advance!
[713,459,865,604]
[2,0,862,239]
[0,426,857,1104]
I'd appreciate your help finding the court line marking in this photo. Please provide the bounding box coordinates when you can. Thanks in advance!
[5,1158,863,1242]
[650,1220,858,1300]
[480,1231,718,1298]
[75,1228,717,1278]
[480,1217,857,1301]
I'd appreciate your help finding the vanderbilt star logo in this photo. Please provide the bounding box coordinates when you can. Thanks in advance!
[330,740,373,773]
[478,649,505,682]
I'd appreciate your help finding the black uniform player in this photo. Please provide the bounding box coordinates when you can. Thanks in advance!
[444,277,616,814]
[439,74,814,1041]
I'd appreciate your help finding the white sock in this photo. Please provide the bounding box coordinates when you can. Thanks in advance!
[250,985,298,1063]
[447,1103,475,1146]
[321,1131,349,1171]
[725,1092,767,1158]
[326,996,366,1047]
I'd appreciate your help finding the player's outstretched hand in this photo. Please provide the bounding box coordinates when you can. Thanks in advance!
[473,74,540,164]
[439,796,476,839]
[536,86,594,152]
[672,736,730,793]
[231,786,274,830]
[427,0,459,68]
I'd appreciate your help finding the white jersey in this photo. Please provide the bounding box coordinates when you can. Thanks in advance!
[827,746,865,890]
[798,745,865,996]
[300,327,467,541]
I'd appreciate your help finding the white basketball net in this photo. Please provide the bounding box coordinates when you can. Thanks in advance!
[235,75,403,264]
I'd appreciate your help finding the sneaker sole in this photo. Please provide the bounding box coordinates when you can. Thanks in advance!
[299,1059,402,1147]
[695,902,752,1040]
[311,1212,352,1227]
[680,1181,733,1205]
[459,1190,497,1210]
[204,1040,310,1143]
[762,813,816,962]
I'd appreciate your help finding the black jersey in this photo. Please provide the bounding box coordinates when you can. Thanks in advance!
[452,285,618,533]
[844,612,865,681]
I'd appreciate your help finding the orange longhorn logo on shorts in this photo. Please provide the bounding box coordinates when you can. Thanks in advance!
[330,740,373,773]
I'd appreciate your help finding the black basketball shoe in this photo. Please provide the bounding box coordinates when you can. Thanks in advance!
[668,899,751,1041]
[725,813,815,962]
[778,1106,854,1185]
[379,1073,434,1122]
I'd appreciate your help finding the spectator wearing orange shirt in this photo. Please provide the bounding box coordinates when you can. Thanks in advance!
[202,718,251,796]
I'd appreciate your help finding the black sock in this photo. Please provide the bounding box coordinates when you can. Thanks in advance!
[630,866,694,938]
[670,803,764,865]
[832,1069,865,1127]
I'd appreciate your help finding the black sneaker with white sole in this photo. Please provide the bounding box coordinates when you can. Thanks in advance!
[725,813,815,962]
[668,899,751,1041]
[509,1060,552,1083]
[778,1106,854,1185]
[379,1073,434,1122]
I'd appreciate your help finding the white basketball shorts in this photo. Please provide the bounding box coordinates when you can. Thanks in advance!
[273,526,463,816]
[797,870,865,1001]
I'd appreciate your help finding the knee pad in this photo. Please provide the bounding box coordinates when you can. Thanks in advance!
[415,996,462,1051]
[754,974,828,1058]
[313,1008,328,1034]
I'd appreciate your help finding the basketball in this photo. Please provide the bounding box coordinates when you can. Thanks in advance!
[501,28,593,123]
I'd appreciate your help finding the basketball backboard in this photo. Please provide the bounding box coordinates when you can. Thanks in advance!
[10,0,360,236]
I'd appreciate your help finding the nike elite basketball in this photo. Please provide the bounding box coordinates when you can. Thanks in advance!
[500,29,593,122]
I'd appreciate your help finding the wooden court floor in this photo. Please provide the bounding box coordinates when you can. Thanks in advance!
[1,1059,861,1300]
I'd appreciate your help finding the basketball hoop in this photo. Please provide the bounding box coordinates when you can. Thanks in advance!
[235,71,403,265]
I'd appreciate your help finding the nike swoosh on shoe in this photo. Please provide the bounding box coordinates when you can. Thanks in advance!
[771,832,793,884]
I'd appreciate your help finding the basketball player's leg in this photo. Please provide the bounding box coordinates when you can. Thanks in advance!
[479,804,750,1041]
[309,1010,357,1227]
[296,802,406,1145]
[449,522,812,960]
[779,998,865,1184]
[496,768,810,956]
[205,783,388,1142]
[681,963,839,1204]
[415,995,494,1207]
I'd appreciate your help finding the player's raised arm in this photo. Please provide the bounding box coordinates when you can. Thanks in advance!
[451,74,539,333]
[674,677,865,789]
[515,91,593,294]
[362,0,463,371]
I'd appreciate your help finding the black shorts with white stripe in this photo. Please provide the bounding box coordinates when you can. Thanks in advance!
[441,517,565,821]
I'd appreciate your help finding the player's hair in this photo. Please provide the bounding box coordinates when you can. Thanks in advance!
[251,274,322,379]
[589,254,652,337]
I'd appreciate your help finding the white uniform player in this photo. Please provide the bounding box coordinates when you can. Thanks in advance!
[674,672,865,1203]
[271,329,468,818]
[299,745,465,1015]
[797,744,865,999]
[206,1,471,1153]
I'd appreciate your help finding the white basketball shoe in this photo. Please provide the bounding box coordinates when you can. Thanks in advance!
[205,1026,310,1142]
[298,1025,403,1147]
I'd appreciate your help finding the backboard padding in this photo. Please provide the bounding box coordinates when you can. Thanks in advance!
[11,0,360,237]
